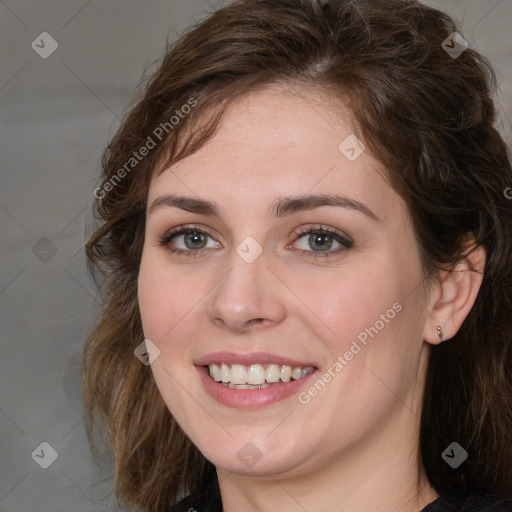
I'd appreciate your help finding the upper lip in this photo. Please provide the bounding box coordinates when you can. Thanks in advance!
[195,351,318,368]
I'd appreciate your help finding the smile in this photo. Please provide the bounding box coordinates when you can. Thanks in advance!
[207,363,315,389]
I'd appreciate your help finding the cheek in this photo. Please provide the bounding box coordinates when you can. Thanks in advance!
[138,253,182,342]
[296,257,422,394]
[293,266,405,351]
[137,256,198,415]
[137,252,209,361]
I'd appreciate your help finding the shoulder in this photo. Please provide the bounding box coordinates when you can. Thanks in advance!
[423,493,512,512]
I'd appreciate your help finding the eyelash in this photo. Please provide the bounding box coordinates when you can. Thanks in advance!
[158,224,353,259]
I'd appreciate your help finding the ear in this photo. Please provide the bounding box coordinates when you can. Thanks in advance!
[423,241,486,345]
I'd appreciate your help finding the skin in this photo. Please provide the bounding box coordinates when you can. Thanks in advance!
[137,84,485,512]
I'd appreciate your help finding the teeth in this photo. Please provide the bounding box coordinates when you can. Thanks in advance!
[230,364,247,385]
[207,362,314,385]
[209,363,222,381]
[291,367,303,380]
[266,364,280,382]
[225,382,271,389]
[220,363,230,383]
[280,365,292,382]
[247,364,266,385]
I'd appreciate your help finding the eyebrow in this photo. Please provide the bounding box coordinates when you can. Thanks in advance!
[149,193,381,222]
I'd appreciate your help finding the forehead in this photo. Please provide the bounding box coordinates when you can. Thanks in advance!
[148,85,406,225]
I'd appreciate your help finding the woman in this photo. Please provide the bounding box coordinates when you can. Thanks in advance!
[82,0,512,510]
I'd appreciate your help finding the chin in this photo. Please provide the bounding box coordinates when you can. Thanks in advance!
[196,433,310,477]
[214,451,303,477]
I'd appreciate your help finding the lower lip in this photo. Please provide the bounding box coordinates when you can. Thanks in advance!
[196,365,318,409]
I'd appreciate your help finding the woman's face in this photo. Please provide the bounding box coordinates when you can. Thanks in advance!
[138,85,433,478]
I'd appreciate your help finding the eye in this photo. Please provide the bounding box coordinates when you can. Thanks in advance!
[159,223,353,259]
[288,225,353,259]
[159,224,220,257]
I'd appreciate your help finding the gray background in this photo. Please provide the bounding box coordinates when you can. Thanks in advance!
[1,1,511,511]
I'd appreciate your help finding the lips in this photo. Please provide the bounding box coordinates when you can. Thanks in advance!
[194,351,319,408]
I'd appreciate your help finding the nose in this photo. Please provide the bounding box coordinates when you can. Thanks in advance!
[206,251,287,335]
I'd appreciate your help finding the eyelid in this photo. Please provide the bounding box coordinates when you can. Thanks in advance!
[159,223,353,258]
[159,224,220,247]
[287,224,353,258]
[290,224,353,245]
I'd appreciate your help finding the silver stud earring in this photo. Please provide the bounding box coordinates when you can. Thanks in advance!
[437,325,444,342]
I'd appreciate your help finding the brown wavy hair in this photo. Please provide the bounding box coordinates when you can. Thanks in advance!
[81,0,512,510]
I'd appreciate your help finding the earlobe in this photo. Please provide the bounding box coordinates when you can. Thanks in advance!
[424,243,486,346]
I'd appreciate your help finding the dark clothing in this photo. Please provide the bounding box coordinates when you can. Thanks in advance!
[423,493,512,512]
[169,488,512,512]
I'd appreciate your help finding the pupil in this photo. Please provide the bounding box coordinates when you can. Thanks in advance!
[185,231,206,249]
[310,233,331,251]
